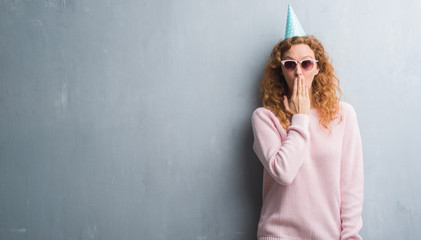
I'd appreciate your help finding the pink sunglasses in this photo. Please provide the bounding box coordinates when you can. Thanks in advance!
[281,59,318,71]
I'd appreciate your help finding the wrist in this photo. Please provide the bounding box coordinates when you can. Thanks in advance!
[291,113,310,127]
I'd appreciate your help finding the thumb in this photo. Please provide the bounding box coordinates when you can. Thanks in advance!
[283,95,290,113]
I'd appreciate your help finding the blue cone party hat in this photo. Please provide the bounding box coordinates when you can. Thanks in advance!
[284,4,306,39]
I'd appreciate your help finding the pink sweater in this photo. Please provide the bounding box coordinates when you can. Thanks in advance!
[251,102,364,240]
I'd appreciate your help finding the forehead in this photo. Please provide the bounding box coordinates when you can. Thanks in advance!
[283,44,315,59]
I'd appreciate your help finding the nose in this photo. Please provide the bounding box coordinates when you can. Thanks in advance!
[295,63,303,76]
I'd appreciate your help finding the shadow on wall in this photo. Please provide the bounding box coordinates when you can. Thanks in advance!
[235,69,264,239]
[239,119,263,238]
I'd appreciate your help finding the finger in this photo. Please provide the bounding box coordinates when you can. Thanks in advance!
[298,77,303,96]
[302,78,306,96]
[301,78,305,96]
[292,78,298,98]
[303,78,307,95]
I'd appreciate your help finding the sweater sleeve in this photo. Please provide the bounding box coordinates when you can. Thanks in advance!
[340,104,364,239]
[251,108,310,185]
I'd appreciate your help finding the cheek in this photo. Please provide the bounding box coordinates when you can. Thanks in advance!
[304,74,316,88]
[306,79,314,88]
[286,80,293,92]
[283,76,294,91]
[281,69,292,90]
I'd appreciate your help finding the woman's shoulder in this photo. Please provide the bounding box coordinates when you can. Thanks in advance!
[252,107,276,118]
[251,107,278,123]
[339,101,356,114]
[338,101,359,122]
[252,106,274,115]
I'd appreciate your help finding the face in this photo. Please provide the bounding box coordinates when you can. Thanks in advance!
[281,44,320,94]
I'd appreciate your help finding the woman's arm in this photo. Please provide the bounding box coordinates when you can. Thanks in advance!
[251,108,309,185]
[340,104,364,239]
[252,77,311,185]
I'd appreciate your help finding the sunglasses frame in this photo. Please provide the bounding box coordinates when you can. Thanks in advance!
[280,59,319,71]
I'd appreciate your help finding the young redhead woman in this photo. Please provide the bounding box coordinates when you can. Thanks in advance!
[251,36,364,239]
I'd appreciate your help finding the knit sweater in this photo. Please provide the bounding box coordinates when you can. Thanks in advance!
[251,102,364,240]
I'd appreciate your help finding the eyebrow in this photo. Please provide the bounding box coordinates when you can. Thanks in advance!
[284,55,314,60]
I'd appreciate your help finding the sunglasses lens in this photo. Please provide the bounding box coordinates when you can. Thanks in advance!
[301,60,314,70]
[284,61,296,70]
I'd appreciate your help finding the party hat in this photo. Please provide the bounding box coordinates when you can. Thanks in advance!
[284,4,306,39]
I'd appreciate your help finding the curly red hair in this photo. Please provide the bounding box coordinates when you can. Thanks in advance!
[261,35,342,131]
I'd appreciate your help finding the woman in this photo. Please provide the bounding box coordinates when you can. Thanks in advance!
[251,35,364,239]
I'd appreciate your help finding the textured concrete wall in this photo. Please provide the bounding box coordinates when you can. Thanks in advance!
[1,0,420,239]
